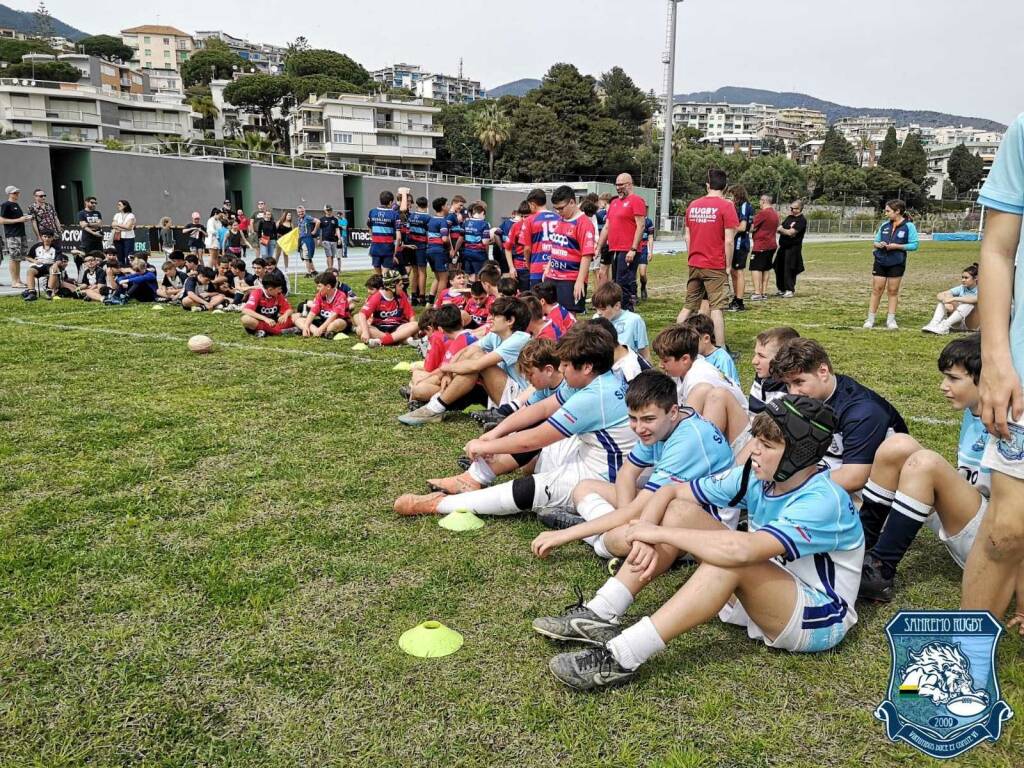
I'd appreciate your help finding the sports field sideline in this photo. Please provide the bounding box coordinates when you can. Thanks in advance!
[1,240,1020,767]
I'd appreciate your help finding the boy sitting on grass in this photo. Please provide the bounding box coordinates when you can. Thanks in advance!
[157,260,186,303]
[531,369,733,555]
[394,324,636,519]
[654,325,748,448]
[857,335,996,601]
[229,259,257,305]
[294,271,351,340]
[533,280,576,335]
[590,316,650,384]
[749,326,799,414]
[77,252,108,302]
[592,282,650,360]
[354,270,419,348]
[683,313,739,387]
[240,271,297,337]
[107,258,158,305]
[399,296,532,426]
[182,267,229,312]
[435,268,469,309]
[539,396,864,691]
[407,305,478,405]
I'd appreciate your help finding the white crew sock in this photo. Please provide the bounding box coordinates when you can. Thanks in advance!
[586,577,634,621]
[467,458,496,486]
[941,305,971,330]
[887,313,897,323]
[929,302,946,326]
[425,393,447,414]
[436,481,520,516]
[607,616,666,670]
[577,493,615,522]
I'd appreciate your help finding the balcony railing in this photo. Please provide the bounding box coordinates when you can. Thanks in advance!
[4,106,100,123]
[119,117,183,132]
[0,78,189,108]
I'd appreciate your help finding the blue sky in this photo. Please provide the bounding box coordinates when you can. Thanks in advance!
[30,0,1024,125]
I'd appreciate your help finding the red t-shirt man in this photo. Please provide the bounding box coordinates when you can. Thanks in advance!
[751,206,780,253]
[605,194,647,253]
[685,196,739,270]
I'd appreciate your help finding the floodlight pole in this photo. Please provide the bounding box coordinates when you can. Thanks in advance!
[659,0,682,231]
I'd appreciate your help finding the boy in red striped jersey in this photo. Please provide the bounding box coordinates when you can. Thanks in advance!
[354,269,419,348]
[544,184,595,313]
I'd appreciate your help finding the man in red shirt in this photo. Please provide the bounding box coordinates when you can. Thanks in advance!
[678,168,738,348]
[594,173,646,310]
[749,193,780,301]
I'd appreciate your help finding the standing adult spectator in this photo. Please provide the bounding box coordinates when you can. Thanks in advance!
[235,209,250,258]
[677,168,738,348]
[182,212,206,258]
[249,200,268,238]
[749,194,779,301]
[1,185,31,288]
[295,205,319,270]
[206,208,224,267]
[28,188,62,246]
[275,211,294,270]
[338,209,349,259]
[318,205,341,272]
[595,173,647,310]
[726,184,753,312]
[863,199,919,330]
[773,200,807,298]
[78,196,104,271]
[111,200,137,267]
[255,210,278,260]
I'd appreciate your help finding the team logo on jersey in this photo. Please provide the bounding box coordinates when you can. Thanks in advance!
[995,421,1024,462]
[875,611,1012,759]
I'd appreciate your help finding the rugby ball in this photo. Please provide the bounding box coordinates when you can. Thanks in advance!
[187,334,213,354]
[947,695,987,717]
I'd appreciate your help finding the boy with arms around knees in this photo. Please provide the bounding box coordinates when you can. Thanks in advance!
[750,327,800,413]
[295,271,351,339]
[592,281,649,360]
[682,313,739,386]
[240,271,296,336]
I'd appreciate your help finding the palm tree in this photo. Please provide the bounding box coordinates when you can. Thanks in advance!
[473,102,511,178]
[188,93,219,132]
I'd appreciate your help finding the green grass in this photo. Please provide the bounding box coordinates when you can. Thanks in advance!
[1,241,1021,767]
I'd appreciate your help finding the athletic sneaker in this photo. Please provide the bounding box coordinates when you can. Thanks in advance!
[280,327,300,336]
[471,408,505,426]
[859,554,896,603]
[427,472,482,494]
[863,318,875,329]
[393,491,446,516]
[398,403,445,426]
[921,323,939,334]
[782,291,794,298]
[548,647,635,691]
[536,507,584,530]
[408,399,427,412]
[367,338,383,348]
[886,317,899,330]
[190,305,206,313]
[323,331,335,341]
[532,595,622,646]
[640,286,648,301]
[255,330,267,338]
[456,455,473,471]
[399,385,412,399]
[22,289,37,301]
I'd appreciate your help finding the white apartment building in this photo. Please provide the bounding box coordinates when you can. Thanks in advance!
[659,102,826,143]
[289,92,441,168]
[415,72,483,104]
[926,137,1003,198]
[120,25,194,71]
[372,63,424,91]
[194,31,286,74]
[0,54,191,144]
[778,107,827,135]
[698,133,764,156]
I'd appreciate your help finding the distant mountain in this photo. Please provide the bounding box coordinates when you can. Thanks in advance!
[0,3,89,41]
[486,78,541,98]
[673,86,1005,132]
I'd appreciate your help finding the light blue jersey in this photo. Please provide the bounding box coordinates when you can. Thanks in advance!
[958,410,991,496]
[705,346,740,387]
[979,113,1024,379]
[607,309,649,354]
[627,408,733,491]
[691,466,863,636]
[547,371,636,481]
[527,379,571,406]
[950,284,978,299]
[478,330,531,389]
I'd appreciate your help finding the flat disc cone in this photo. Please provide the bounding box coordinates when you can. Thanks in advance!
[399,621,463,658]
[393,361,413,371]
[351,342,368,351]
[438,509,485,531]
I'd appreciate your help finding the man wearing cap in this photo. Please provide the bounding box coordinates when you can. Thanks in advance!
[1,185,33,288]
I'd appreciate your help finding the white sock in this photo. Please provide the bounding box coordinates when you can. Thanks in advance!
[865,312,876,323]
[607,616,666,670]
[942,306,969,329]
[863,479,895,507]
[436,481,520,516]
[891,491,932,523]
[929,302,946,326]
[426,393,447,414]
[586,577,634,621]
[467,459,496,486]
[887,313,896,323]
[577,493,615,522]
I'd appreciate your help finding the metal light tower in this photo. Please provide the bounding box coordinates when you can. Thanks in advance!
[659,0,683,231]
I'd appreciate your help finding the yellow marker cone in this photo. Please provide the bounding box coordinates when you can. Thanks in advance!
[152,304,164,310]
[438,509,485,531]
[399,621,464,658]
[351,342,368,351]
[392,361,412,372]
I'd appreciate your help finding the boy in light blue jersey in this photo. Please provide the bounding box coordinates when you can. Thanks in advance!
[684,313,740,387]
[538,395,864,691]
[858,335,995,601]
[395,324,636,519]
[399,297,532,426]
[531,370,732,560]
[592,281,650,360]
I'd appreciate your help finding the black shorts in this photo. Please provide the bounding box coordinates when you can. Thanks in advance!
[731,247,750,271]
[599,244,614,265]
[872,260,906,278]
[312,315,348,328]
[750,250,775,272]
[31,262,54,277]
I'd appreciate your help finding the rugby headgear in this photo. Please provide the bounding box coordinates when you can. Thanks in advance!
[382,268,402,290]
[764,395,836,482]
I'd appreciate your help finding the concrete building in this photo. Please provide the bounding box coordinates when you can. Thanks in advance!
[778,107,827,135]
[658,101,825,146]
[142,67,183,96]
[120,25,194,71]
[0,27,28,40]
[0,54,191,145]
[794,139,825,166]
[289,92,440,169]
[698,133,764,156]
[415,72,483,104]
[926,137,1003,199]
[193,31,286,74]
[371,63,424,91]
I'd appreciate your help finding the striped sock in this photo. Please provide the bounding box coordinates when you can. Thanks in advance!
[860,481,895,550]
[872,491,932,567]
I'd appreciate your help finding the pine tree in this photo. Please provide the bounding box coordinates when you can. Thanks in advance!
[878,126,899,170]
[818,127,858,167]
[895,132,928,186]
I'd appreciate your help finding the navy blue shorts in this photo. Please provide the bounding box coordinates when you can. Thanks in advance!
[462,255,487,275]
[553,279,585,314]
[636,250,649,265]
[516,269,531,293]
[427,249,449,273]
[371,252,395,270]
[415,247,428,268]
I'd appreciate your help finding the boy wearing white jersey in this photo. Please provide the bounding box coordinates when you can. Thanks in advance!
[394,324,636,519]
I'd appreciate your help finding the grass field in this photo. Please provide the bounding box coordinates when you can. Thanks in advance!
[1,241,1021,767]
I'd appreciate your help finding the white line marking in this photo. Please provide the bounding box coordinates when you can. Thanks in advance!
[906,416,959,427]
[8,318,394,364]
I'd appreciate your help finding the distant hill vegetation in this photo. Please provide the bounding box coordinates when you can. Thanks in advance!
[0,3,89,41]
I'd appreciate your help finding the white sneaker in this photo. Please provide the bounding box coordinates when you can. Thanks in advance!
[367,338,383,348]
[782,291,794,298]
[933,323,950,335]
[863,319,875,329]
[922,323,938,334]
[886,318,899,330]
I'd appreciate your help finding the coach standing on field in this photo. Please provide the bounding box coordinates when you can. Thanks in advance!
[595,173,646,310]
[773,199,807,297]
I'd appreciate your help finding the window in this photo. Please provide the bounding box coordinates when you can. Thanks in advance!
[378,135,398,147]
[164,50,171,58]
[143,36,151,44]
[163,37,170,44]
[144,49,151,57]
[332,132,352,144]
